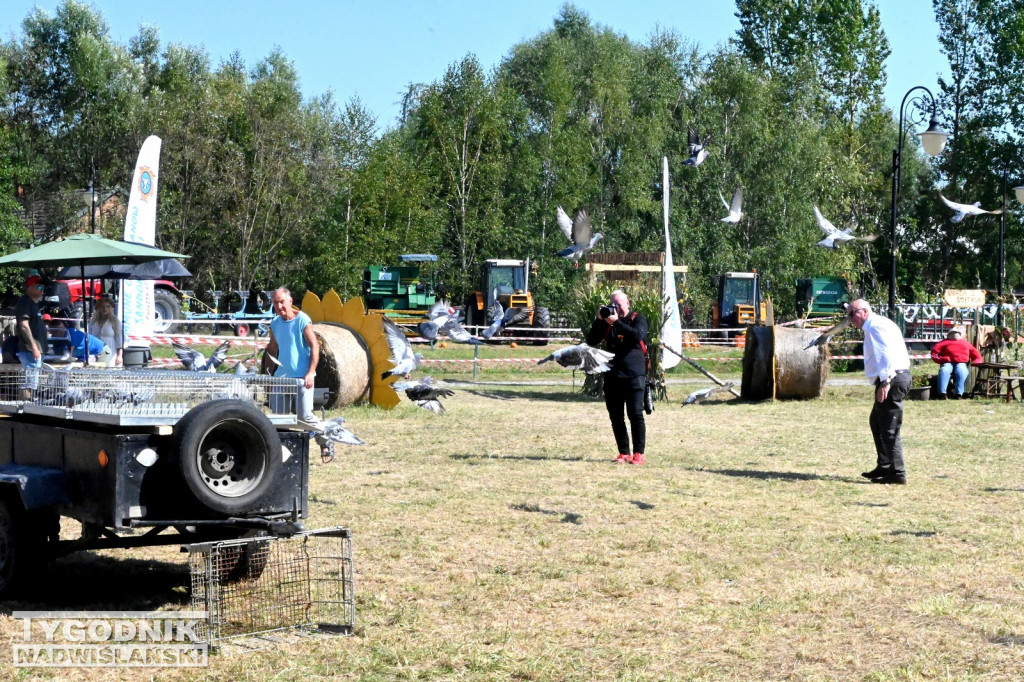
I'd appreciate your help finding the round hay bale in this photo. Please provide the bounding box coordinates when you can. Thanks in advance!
[314,323,370,408]
[741,325,829,400]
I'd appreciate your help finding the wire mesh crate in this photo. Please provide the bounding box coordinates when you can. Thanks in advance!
[0,366,299,426]
[187,527,354,646]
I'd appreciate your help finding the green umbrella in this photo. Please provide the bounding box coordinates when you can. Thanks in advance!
[0,234,190,365]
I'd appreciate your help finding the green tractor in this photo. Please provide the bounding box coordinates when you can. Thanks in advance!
[795,276,852,320]
[362,254,439,325]
[463,258,551,346]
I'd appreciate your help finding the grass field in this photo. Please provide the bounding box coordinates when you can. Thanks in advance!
[3,350,1024,680]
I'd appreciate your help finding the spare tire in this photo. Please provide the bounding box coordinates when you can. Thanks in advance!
[173,400,282,515]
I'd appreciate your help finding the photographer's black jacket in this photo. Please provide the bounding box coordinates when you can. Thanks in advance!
[585,310,649,378]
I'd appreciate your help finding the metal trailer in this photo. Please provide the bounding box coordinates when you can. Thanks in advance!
[0,367,312,597]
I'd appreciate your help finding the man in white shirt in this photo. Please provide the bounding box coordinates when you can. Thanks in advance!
[847,299,911,484]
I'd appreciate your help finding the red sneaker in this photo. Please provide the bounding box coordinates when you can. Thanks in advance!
[614,453,633,464]
[630,453,645,466]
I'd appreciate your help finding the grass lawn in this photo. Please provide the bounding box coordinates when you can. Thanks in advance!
[2,354,1023,680]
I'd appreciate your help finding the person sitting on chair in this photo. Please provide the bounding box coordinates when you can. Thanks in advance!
[930,326,981,399]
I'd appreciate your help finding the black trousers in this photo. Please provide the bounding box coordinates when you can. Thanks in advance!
[603,375,646,455]
[868,371,911,473]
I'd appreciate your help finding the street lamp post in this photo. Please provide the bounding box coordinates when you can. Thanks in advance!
[889,86,949,320]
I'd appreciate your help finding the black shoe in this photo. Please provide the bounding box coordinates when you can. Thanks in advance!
[936,393,947,400]
[871,472,907,485]
[861,466,888,479]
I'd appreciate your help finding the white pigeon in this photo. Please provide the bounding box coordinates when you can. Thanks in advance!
[321,416,365,446]
[555,206,603,268]
[683,382,735,405]
[813,205,878,249]
[939,194,1004,223]
[719,187,743,223]
[173,340,231,372]
[537,343,615,374]
[393,376,454,414]
[481,294,505,340]
[381,316,422,379]
[804,316,851,349]
[683,127,711,167]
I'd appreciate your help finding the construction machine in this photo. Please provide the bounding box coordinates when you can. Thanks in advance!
[464,258,551,345]
[362,254,439,325]
[711,271,770,330]
[795,275,852,319]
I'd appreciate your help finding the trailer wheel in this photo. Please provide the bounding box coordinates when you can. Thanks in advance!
[173,400,282,515]
[218,537,271,583]
[234,322,251,337]
[153,288,181,334]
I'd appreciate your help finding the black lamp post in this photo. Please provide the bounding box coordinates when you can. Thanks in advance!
[889,86,948,320]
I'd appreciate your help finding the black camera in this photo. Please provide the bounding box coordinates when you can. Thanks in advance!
[599,303,618,319]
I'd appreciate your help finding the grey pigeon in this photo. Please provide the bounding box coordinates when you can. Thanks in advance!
[381,316,422,378]
[814,206,878,249]
[537,343,615,374]
[683,127,711,167]
[555,206,603,268]
[804,316,851,349]
[719,187,743,223]
[939,193,1004,223]
[393,376,455,414]
[417,300,478,344]
[321,416,365,445]
[173,340,231,372]
[683,382,735,405]
[481,294,505,340]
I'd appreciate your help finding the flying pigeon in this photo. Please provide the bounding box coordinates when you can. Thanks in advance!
[381,316,422,379]
[683,382,735,405]
[719,187,744,223]
[555,206,603,268]
[939,194,1004,223]
[417,301,480,344]
[683,127,711,167]
[537,343,615,374]
[393,376,455,414]
[813,206,878,249]
[804,316,851,349]
[173,340,231,372]
[321,416,365,446]
[481,294,505,340]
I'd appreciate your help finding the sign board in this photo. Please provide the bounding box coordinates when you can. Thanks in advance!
[942,289,986,307]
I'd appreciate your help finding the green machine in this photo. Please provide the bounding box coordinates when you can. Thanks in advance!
[795,276,851,318]
[362,254,439,321]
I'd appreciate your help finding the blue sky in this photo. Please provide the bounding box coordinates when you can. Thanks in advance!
[3,1,947,133]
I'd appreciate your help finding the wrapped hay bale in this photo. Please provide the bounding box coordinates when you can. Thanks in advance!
[740,325,829,400]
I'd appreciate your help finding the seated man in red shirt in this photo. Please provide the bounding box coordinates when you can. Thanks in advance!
[931,326,982,399]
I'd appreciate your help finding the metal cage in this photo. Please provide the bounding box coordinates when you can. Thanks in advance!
[187,527,354,646]
[0,366,299,426]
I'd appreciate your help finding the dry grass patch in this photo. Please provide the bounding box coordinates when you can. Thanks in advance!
[2,378,1024,680]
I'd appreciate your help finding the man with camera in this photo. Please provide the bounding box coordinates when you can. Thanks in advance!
[585,290,649,465]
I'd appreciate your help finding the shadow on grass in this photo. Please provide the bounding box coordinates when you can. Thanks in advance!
[991,635,1024,646]
[460,388,598,403]
[695,467,849,483]
[852,501,891,508]
[451,453,586,463]
[0,552,189,614]
[890,530,937,537]
[510,503,582,525]
[984,487,1024,493]
[630,500,655,510]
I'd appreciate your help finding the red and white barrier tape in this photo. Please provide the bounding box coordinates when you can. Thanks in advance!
[129,335,268,347]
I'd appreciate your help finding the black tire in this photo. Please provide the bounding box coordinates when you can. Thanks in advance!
[234,322,251,337]
[69,300,93,330]
[530,306,552,346]
[219,537,271,583]
[153,288,182,334]
[172,400,283,516]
